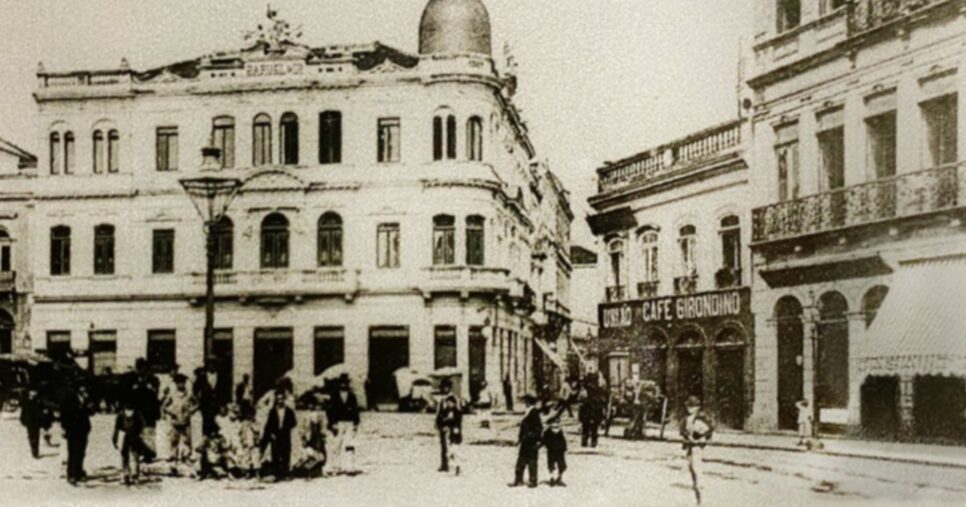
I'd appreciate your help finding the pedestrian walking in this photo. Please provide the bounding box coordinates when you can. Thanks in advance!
[327,374,361,475]
[19,388,47,459]
[260,391,297,481]
[435,381,463,475]
[578,383,603,448]
[508,394,541,488]
[60,383,93,486]
[113,402,148,485]
[502,375,514,412]
[558,379,577,418]
[162,374,196,464]
[542,417,567,486]
[681,396,713,506]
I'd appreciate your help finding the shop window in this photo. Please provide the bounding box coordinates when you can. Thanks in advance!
[46,331,71,362]
[434,326,458,369]
[212,217,233,270]
[466,215,485,266]
[319,111,342,164]
[314,327,345,375]
[211,116,236,169]
[777,0,801,33]
[922,94,958,168]
[466,116,483,161]
[280,112,299,165]
[146,330,176,374]
[260,213,289,269]
[93,224,115,275]
[50,225,71,276]
[152,229,175,274]
[377,117,401,163]
[253,113,273,166]
[377,223,400,269]
[155,127,178,171]
[317,212,343,267]
[433,215,455,266]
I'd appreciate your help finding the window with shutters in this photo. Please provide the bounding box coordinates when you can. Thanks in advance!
[253,113,273,166]
[317,213,343,267]
[319,111,342,164]
[260,213,289,269]
[50,226,71,276]
[93,224,115,275]
[433,215,455,266]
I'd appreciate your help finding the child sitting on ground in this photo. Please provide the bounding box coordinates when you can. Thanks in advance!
[542,417,568,487]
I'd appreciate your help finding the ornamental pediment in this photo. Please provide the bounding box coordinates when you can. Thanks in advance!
[242,169,308,193]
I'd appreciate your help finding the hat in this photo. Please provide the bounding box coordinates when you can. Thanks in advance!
[685,396,701,408]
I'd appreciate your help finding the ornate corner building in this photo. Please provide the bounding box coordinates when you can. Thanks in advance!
[747,0,966,439]
[9,0,572,405]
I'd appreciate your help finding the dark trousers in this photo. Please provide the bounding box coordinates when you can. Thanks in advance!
[548,451,567,474]
[514,447,538,486]
[438,431,449,470]
[26,425,40,458]
[271,443,291,479]
[581,422,598,447]
[66,433,89,482]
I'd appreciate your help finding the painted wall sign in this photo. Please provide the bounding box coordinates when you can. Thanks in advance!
[246,61,305,78]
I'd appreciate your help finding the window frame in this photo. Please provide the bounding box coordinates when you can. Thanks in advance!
[433,215,456,266]
[921,93,958,169]
[319,111,342,164]
[280,112,299,166]
[678,225,697,276]
[377,117,401,163]
[466,215,485,266]
[466,116,483,161]
[155,126,179,172]
[377,222,401,269]
[49,132,61,175]
[151,228,175,274]
[212,216,233,271]
[107,129,120,173]
[260,213,290,269]
[63,131,75,174]
[434,325,458,370]
[317,212,343,268]
[211,116,236,169]
[92,130,105,174]
[50,225,71,276]
[93,224,115,275]
[253,113,273,167]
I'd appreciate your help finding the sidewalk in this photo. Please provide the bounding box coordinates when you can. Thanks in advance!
[607,420,966,469]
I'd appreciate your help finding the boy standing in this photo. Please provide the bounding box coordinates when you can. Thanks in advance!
[542,417,567,486]
[436,392,464,476]
[795,399,812,448]
[680,396,713,506]
[113,403,147,486]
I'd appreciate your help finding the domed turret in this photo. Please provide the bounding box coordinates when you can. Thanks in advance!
[419,0,492,57]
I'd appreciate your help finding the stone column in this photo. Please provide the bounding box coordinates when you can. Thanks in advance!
[846,314,866,428]
[802,320,817,413]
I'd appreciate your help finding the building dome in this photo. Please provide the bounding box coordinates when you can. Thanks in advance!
[419,0,492,57]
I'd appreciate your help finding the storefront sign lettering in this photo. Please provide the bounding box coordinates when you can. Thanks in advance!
[601,290,746,329]
[246,61,305,77]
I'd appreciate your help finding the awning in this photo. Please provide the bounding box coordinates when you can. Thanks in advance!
[760,255,892,288]
[587,207,637,236]
[533,338,567,370]
[857,255,966,378]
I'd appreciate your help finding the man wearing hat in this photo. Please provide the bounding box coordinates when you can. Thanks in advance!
[509,393,542,488]
[680,396,713,505]
[162,373,196,464]
[327,374,361,475]
[435,378,463,474]
[59,383,94,485]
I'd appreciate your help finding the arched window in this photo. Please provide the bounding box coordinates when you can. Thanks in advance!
[260,213,289,269]
[253,113,273,166]
[607,239,625,301]
[433,110,457,161]
[466,116,483,161]
[679,225,696,275]
[719,215,741,287]
[863,285,889,328]
[108,129,120,173]
[212,116,235,168]
[317,213,343,267]
[49,132,61,174]
[50,226,71,276]
[212,216,233,270]
[433,215,455,265]
[466,215,485,266]
[818,291,849,409]
[93,224,115,275]
[319,111,342,164]
[63,131,75,174]
[280,112,299,165]
[93,130,105,174]
[641,230,659,283]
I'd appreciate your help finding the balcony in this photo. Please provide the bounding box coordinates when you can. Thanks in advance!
[674,275,699,296]
[596,121,743,194]
[753,163,964,244]
[606,285,627,303]
[637,281,659,299]
[849,0,938,34]
[423,265,513,295]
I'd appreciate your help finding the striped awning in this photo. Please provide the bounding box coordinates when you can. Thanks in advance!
[533,338,567,370]
[857,255,966,378]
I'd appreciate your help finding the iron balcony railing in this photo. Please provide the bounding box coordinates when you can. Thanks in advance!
[849,0,937,34]
[674,275,698,295]
[606,285,627,303]
[637,281,659,299]
[597,120,743,193]
[753,163,963,243]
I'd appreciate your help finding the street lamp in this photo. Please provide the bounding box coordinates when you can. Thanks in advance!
[805,289,825,450]
[179,147,242,370]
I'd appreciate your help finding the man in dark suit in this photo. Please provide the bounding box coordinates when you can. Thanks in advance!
[260,390,297,481]
[19,388,46,459]
[60,383,93,485]
[327,374,361,475]
[509,394,542,488]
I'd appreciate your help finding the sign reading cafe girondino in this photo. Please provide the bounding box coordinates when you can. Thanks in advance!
[600,288,751,329]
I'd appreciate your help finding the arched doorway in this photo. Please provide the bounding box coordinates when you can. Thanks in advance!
[817,292,849,410]
[714,327,746,429]
[775,296,804,430]
[675,329,705,414]
[639,329,668,396]
[0,309,13,354]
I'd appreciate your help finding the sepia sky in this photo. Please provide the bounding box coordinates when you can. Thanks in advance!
[0,0,752,244]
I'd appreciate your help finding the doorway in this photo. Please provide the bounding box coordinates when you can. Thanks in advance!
[715,348,746,429]
[253,328,293,401]
[861,376,899,439]
[368,327,410,405]
[469,328,486,403]
[0,309,13,355]
[213,329,233,407]
[776,297,804,430]
[677,348,704,414]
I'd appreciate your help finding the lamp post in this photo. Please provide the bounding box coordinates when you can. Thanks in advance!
[805,289,825,450]
[179,147,242,372]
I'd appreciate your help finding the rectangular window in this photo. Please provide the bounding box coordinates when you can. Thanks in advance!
[93,226,115,275]
[775,123,800,202]
[50,226,71,276]
[434,326,458,370]
[1,245,10,272]
[212,118,235,169]
[377,223,400,269]
[93,131,105,174]
[867,111,897,179]
[777,0,801,33]
[817,127,845,191]
[253,115,272,167]
[466,216,485,266]
[922,94,958,168]
[64,132,74,174]
[641,233,659,283]
[152,229,175,274]
[433,216,456,266]
[146,330,176,374]
[46,331,71,360]
[721,228,741,272]
[156,127,179,171]
[319,112,342,164]
[377,118,401,163]
[89,330,117,376]
[108,130,120,173]
[49,134,61,175]
[314,327,345,375]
